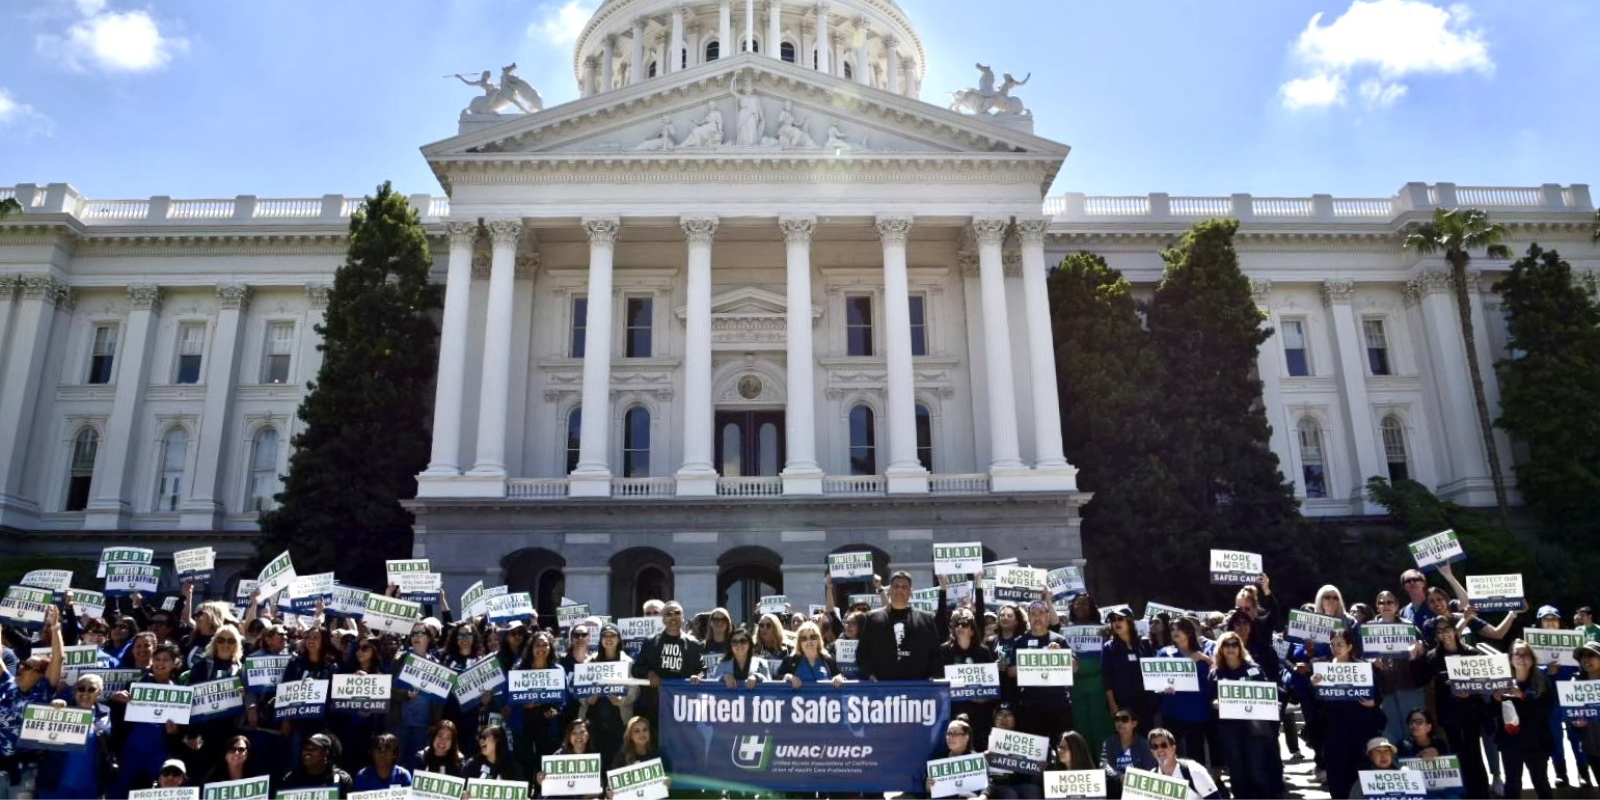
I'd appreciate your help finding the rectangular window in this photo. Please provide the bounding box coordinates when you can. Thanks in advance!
[88,324,118,384]
[1282,319,1309,377]
[625,297,652,358]
[1363,319,1391,376]
[569,297,588,359]
[845,296,874,357]
[908,295,928,357]
[261,322,294,384]
[175,323,205,384]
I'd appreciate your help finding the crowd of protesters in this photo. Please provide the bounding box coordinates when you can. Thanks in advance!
[0,557,1597,800]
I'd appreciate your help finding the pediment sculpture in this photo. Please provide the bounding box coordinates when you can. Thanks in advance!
[452,63,545,117]
[949,63,1031,117]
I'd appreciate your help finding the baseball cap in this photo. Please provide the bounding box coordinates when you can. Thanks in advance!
[160,759,187,774]
[1366,737,1396,754]
[306,733,334,751]
[1574,641,1600,662]
[1537,605,1561,621]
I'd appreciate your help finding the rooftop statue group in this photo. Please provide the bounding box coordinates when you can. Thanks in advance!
[949,63,1031,117]
[450,63,544,116]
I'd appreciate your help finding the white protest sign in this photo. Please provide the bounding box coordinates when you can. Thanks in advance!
[540,753,604,797]
[927,753,988,798]
[409,771,467,800]
[1140,657,1200,692]
[1121,768,1192,800]
[255,550,297,599]
[274,678,330,720]
[125,683,194,724]
[606,757,670,800]
[328,584,369,618]
[1465,574,1525,613]
[1209,549,1262,587]
[1360,623,1419,659]
[188,677,245,722]
[453,655,507,708]
[1398,756,1464,791]
[1046,566,1087,601]
[508,668,567,705]
[130,789,199,800]
[618,616,664,642]
[104,564,161,596]
[1015,649,1074,687]
[1044,770,1107,799]
[759,595,789,615]
[19,704,92,751]
[0,585,53,629]
[1313,661,1376,702]
[460,581,487,619]
[330,673,392,713]
[1357,769,1426,800]
[1445,653,1515,695]
[828,551,875,579]
[1286,609,1344,644]
[834,639,859,678]
[201,777,270,800]
[557,603,591,630]
[97,546,153,578]
[71,588,106,620]
[933,543,984,576]
[944,662,1002,701]
[394,572,442,601]
[485,592,536,624]
[173,547,215,582]
[21,569,73,592]
[1558,679,1600,722]
[397,654,456,701]
[244,654,291,689]
[988,728,1049,776]
[1216,679,1278,721]
[847,593,883,609]
[1409,529,1465,571]
[465,778,528,800]
[1526,629,1584,667]
[362,594,421,635]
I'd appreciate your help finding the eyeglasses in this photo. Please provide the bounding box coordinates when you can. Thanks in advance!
[1221,643,1241,650]
[953,620,974,629]
[1403,577,1425,584]
[663,610,683,617]
[160,769,184,777]
[1151,741,1174,751]
[799,635,821,642]
[228,747,249,754]
[731,640,751,646]
[572,632,590,638]
[456,632,475,640]
[1114,716,1133,724]
[75,686,99,694]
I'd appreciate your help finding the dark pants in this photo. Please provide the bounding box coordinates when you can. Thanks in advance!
[1441,720,1491,799]
[1218,726,1275,800]
[1165,718,1211,767]
[1017,697,1073,744]
[1500,734,1552,800]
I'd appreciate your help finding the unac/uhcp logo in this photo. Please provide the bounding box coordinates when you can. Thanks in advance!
[732,734,774,771]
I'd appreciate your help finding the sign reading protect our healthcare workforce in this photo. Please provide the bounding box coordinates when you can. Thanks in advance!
[1465,574,1525,614]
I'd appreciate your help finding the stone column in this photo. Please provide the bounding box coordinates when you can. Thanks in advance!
[719,1,732,58]
[1251,281,1292,472]
[1324,280,1386,513]
[631,18,646,84]
[0,276,15,364]
[875,215,928,493]
[671,4,686,72]
[571,218,621,498]
[972,218,1027,484]
[884,35,900,93]
[85,285,162,528]
[422,222,478,480]
[468,219,522,485]
[180,284,249,530]
[854,22,869,86]
[0,276,62,527]
[780,216,823,494]
[745,0,755,51]
[677,216,720,496]
[768,1,781,59]
[1015,218,1075,485]
[1408,270,1491,500]
[814,3,830,74]
[603,35,616,91]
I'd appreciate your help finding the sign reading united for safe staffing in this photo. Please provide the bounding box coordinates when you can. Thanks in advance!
[1409,529,1465,571]
[828,551,875,579]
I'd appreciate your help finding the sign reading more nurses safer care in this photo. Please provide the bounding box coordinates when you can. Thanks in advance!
[1216,680,1278,721]
[1209,549,1262,586]
[1527,629,1584,667]
[926,753,988,798]
[944,662,1001,701]
[201,776,270,800]
[1313,661,1376,702]
[1121,768,1190,800]
[1357,769,1426,800]
[607,757,670,800]
[1558,679,1600,721]
[1465,574,1525,613]
[541,753,604,798]
[933,543,984,576]
[126,683,194,724]
[19,704,92,750]
[1409,529,1466,571]
[1445,654,1514,695]
[1015,649,1073,687]
[1361,623,1420,659]
[1140,657,1200,692]
[1044,770,1107,799]
[989,728,1049,775]
[330,673,392,713]
[1399,756,1464,790]
[509,668,567,704]
[274,678,329,720]
[1286,609,1344,644]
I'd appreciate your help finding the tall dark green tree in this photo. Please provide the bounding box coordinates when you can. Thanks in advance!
[1048,252,1167,599]
[256,182,442,589]
[1146,218,1306,603]
[1493,244,1600,546]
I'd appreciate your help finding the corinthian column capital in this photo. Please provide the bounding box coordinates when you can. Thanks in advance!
[1014,217,1050,245]
[779,215,817,245]
[971,217,1010,247]
[485,219,523,248]
[446,221,479,248]
[679,215,720,245]
[583,217,622,248]
[874,215,913,246]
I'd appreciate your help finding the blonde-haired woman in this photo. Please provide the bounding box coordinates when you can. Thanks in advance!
[777,622,844,688]
[184,596,240,668]
[753,613,790,663]
[181,623,247,761]
[1209,629,1280,799]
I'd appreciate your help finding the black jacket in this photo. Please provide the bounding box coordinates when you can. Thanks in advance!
[631,632,704,681]
[856,604,941,681]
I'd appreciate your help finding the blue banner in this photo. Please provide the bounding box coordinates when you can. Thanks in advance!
[658,680,950,795]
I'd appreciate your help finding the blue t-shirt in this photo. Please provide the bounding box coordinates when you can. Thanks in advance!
[353,765,413,791]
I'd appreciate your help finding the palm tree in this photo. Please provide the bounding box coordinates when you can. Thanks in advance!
[1404,207,1512,522]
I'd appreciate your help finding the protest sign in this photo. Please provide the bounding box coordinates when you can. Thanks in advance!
[244,654,291,689]
[275,678,329,720]
[1409,530,1465,571]
[1209,549,1262,587]
[934,543,984,576]
[1398,756,1464,791]
[460,581,487,619]
[1465,574,1525,613]
[1286,609,1344,644]
[910,587,940,613]
[1357,770,1426,800]
[508,668,567,704]
[1062,625,1104,656]
[1527,629,1584,668]
[1140,657,1200,693]
[989,728,1049,775]
[86,669,142,695]
[847,593,883,610]
[97,546,153,578]
[659,682,950,794]
[1122,768,1192,800]
[944,662,1001,701]
[992,565,1047,604]
[759,595,789,615]
[188,677,245,722]
[72,588,106,620]
[486,592,536,624]
[454,655,507,710]
[1216,680,1278,721]
[834,639,859,678]
[1046,566,1087,601]
[1445,654,1514,695]
[1144,602,1186,622]
[573,660,635,698]
[0,585,53,629]
[397,653,457,702]
[1016,649,1074,687]
[1044,770,1108,799]
[126,683,194,724]
[255,551,297,599]
[618,616,664,641]
[287,572,334,614]
[275,790,340,800]
[1360,623,1419,659]
[465,778,528,800]
[201,777,270,800]
[327,584,368,619]
[541,753,604,798]
[927,753,988,798]
[409,771,467,800]
[105,564,161,596]
[1313,661,1376,702]
[330,673,391,713]
[557,603,591,630]
[362,594,421,636]
[19,704,92,751]
[828,551,875,580]
[607,758,670,800]
[21,569,73,592]
[130,789,199,800]
[60,645,102,682]
[394,572,442,603]
[1558,679,1600,722]
[174,547,215,583]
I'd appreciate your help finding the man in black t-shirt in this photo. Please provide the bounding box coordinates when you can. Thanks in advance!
[856,571,941,681]
[1012,599,1074,740]
[632,600,704,726]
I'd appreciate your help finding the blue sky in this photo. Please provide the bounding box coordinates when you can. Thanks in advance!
[2,0,1595,202]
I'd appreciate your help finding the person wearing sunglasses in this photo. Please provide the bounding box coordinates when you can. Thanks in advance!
[390,622,447,776]
[939,606,997,750]
[1101,707,1157,797]
[353,732,413,791]
[180,623,248,764]
[206,734,263,785]
[331,634,389,774]
[922,714,984,799]
[777,622,842,688]
[697,627,771,688]
[1208,627,1280,800]
[631,601,703,729]
[1011,598,1074,743]
[438,623,485,758]
[1147,728,1222,799]
[511,630,565,778]
[1363,590,1427,746]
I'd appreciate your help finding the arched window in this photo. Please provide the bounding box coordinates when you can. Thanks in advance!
[848,405,876,475]
[843,61,853,80]
[609,547,674,616]
[718,546,783,626]
[623,406,650,477]
[780,42,796,63]
[566,407,582,474]
[705,40,720,62]
[503,548,567,631]
[156,427,188,511]
[680,48,688,70]
[648,61,658,78]
[1381,416,1409,484]
[65,428,99,511]
[1297,418,1326,499]
[915,404,933,472]
[249,428,281,512]
[744,37,759,54]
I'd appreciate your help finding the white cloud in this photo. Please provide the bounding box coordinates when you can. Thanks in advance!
[529,0,599,47]
[1281,73,1347,110]
[1279,0,1492,111]
[0,88,56,139]
[37,4,188,73]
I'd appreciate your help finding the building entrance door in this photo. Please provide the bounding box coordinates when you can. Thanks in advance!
[714,411,785,476]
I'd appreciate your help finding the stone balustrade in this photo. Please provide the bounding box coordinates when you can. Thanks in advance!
[1045,182,1592,224]
[2,183,450,226]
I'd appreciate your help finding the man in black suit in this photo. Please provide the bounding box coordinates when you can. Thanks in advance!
[856,571,941,680]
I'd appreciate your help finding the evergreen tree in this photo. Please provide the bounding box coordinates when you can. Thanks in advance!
[256,182,442,589]
[1493,244,1600,546]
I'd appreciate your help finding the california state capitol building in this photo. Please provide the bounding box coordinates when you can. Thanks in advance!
[0,0,1594,621]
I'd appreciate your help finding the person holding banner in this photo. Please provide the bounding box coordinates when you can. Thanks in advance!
[1147,728,1223,800]
[940,606,998,750]
[702,608,735,664]
[775,621,842,687]
[1575,642,1600,779]
[1209,630,1278,800]
[985,703,1044,799]
[632,601,703,729]
[858,572,942,682]
[36,673,112,800]
[698,626,771,688]
[753,614,791,663]
[279,627,340,771]
[610,715,669,779]
[1492,639,1557,799]
[390,620,447,772]
[922,714,984,799]
[1535,606,1592,791]
[1412,616,1491,798]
